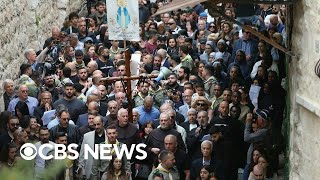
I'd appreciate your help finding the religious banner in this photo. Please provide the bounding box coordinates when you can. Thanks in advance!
[106,0,140,41]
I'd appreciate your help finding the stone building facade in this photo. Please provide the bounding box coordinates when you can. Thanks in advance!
[0,0,82,109]
[289,0,320,179]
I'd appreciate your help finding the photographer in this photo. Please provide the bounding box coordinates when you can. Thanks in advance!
[43,26,60,49]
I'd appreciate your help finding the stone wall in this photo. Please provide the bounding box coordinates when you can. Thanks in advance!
[0,0,83,109]
[289,0,320,179]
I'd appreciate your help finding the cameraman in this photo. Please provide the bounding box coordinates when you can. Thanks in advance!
[24,47,50,72]
[43,26,60,49]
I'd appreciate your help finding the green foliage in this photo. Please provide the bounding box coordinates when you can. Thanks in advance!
[0,159,65,180]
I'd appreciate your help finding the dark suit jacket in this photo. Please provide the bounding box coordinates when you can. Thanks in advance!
[76,113,107,128]
[190,157,224,180]
[181,121,199,135]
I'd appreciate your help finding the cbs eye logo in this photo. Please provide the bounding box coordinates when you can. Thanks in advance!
[20,143,37,160]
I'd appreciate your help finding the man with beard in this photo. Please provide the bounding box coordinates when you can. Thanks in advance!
[53,83,85,121]
[46,132,74,180]
[202,64,217,99]
[96,47,113,75]
[179,44,194,72]
[34,127,55,179]
[90,124,131,179]
[210,102,243,180]
[41,74,60,102]
[77,67,89,90]
[0,116,19,151]
[115,108,140,148]
[78,116,106,179]
[105,100,118,125]
[133,81,151,108]
[145,113,186,166]
[177,66,190,86]
[165,73,183,102]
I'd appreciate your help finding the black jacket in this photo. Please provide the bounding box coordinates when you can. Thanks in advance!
[49,124,81,146]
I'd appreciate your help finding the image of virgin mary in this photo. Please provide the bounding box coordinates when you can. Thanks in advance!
[116,0,131,29]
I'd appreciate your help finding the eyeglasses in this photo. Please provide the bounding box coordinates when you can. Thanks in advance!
[10,123,20,127]
[197,103,206,107]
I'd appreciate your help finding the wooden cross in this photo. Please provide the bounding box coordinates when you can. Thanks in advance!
[101,49,158,122]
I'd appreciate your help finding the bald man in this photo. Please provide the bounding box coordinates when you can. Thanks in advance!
[87,61,98,77]
[251,165,266,180]
[164,135,190,180]
[65,62,79,82]
[157,49,170,68]
[43,26,60,49]
[135,96,160,125]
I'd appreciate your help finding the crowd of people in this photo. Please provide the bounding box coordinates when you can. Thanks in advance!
[0,0,288,180]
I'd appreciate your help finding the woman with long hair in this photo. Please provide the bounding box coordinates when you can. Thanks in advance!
[101,155,131,180]
[255,41,268,63]
[166,36,178,54]
[85,44,98,61]
[0,111,11,135]
[207,22,217,34]
[219,21,233,41]
[243,146,266,180]
[197,165,212,180]
[15,101,30,120]
[139,121,155,143]
[0,142,17,169]
[248,153,276,180]
[186,20,197,38]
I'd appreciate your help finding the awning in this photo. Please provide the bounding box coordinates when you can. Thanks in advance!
[154,0,295,16]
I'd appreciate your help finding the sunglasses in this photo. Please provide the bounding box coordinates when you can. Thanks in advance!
[167,23,174,25]
[10,123,20,127]
[209,25,216,28]
[197,103,206,107]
